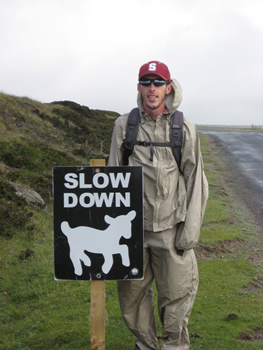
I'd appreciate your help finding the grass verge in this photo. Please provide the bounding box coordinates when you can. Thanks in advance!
[0,134,262,349]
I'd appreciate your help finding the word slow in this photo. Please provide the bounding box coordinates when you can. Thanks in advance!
[60,210,136,275]
[64,172,131,189]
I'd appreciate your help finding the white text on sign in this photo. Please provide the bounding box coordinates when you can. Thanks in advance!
[64,172,131,189]
[63,172,132,208]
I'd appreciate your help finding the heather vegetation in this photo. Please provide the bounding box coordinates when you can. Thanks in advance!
[0,93,118,238]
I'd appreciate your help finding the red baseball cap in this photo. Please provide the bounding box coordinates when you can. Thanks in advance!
[138,61,171,82]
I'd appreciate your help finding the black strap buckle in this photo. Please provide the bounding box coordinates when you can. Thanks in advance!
[138,141,150,146]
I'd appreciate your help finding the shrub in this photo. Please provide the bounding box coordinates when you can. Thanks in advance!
[0,180,33,238]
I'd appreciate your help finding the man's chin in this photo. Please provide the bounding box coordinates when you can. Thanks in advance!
[145,103,159,110]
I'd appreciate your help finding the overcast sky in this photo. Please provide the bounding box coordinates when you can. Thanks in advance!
[1,0,262,125]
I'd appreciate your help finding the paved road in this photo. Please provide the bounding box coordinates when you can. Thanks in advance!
[198,128,263,226]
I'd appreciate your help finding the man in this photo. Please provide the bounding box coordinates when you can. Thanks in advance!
[108,61,208,350]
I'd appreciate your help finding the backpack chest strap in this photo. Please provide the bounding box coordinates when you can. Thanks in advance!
[134,140,173,161]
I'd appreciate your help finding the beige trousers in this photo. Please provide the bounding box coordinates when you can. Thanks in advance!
[117,228,199,350]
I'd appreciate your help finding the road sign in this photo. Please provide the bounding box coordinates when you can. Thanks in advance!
[53,166,143,281]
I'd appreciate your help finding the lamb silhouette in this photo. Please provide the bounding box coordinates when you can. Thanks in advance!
[61,210,136,275]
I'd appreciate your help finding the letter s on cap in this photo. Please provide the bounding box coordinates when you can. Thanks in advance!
[148,63,156,71]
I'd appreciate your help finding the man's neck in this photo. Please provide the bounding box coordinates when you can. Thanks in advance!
[143,103,168,121]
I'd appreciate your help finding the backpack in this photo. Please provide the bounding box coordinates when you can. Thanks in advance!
[122,107,184,169]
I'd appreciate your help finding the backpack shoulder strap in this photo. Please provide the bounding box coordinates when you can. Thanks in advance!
[170,110,184,169]
[122,108,140,165]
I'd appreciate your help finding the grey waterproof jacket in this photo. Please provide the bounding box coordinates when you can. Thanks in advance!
[108,79,208,250]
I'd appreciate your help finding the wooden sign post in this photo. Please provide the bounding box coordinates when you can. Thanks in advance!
[90,159,106,350]
[90,280,105,349]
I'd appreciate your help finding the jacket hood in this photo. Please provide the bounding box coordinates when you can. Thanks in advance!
[137,78,183,115]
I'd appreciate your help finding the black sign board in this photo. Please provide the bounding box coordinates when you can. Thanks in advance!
[53,166,143,281]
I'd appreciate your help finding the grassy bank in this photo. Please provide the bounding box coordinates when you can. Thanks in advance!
[0,104,263,348]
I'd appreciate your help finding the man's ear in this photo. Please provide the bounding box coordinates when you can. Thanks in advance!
[166,83,172,95]
[137,83,141,92]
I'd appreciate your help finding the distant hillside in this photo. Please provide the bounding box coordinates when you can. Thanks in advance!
[0,92,119,238]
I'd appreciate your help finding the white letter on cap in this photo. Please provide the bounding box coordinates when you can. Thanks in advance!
[149,63,156,71]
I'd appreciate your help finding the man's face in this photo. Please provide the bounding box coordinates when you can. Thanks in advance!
[137,74,172,113]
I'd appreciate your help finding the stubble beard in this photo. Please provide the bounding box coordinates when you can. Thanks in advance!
[144,95,166,112]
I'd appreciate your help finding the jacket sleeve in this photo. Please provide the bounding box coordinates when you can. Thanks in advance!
[175,121,209,250]
[107,116,126,166]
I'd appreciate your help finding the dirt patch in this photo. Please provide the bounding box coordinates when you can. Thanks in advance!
[196,238,245,260]
[19,249,34,261]
[239,327,263,342]
[243,275,263,294]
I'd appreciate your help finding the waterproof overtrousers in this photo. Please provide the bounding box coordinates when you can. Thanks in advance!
[118,228,199,350]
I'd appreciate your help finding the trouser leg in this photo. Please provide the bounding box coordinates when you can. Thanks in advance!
[118,228,198,350]
[149,228,199,350]
[117,241,158,350]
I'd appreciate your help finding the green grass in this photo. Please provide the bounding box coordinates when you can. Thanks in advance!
[0,98,262,349]
[200,224,243,244]
[190,259,262,349]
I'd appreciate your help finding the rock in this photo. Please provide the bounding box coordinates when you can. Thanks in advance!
[8,182,45,206]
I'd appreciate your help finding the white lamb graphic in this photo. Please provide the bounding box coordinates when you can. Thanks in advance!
[60,210,136,275]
